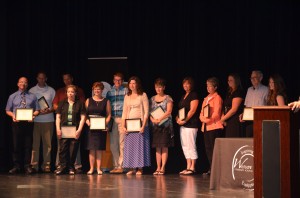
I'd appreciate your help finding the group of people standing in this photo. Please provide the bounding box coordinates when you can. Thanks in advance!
[5,70,299,176]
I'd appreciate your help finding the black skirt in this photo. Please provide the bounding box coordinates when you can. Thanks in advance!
[151,125,174,148]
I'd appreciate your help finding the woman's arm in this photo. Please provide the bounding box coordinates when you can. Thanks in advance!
[221,97,243,124]
[75,114,86,139]
[85,98,90,126]
[140,93,149,132]
[178,99,199,125]
[56,114,62,139]
[276,95,286,106]
[106,100,112,125]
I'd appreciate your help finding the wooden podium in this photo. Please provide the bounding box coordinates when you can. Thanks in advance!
[253,106,300,198]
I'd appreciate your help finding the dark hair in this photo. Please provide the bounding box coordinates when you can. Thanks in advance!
[267,74,288,105]
[227,73,243,94]
[127,76,143,95]
[36,71,47,77]
[154,78,166,87]
[113,72,124,80]
[92,82,104,90]
[182,77,194,91]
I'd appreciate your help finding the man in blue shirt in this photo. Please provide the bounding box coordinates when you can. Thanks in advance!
[5,77,40,174]
[106,72,127,173]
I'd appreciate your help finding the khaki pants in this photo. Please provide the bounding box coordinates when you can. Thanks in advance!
[31,122,54,169]
[109,117,125,169]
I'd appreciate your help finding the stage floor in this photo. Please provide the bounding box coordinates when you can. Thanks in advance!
[0,172,254,197]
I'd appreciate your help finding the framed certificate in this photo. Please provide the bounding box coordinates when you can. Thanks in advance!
[16,108,33,121]
[38,96,49,110]
[126,118,142,132]
[178,107,185,121]
[203,104,210,118]
[61,126,76,138]
[242,107,254,121]
[90,117,106,130]
[150,106,168,126]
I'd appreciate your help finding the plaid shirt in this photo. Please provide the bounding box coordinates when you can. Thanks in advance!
[106,85,128,117]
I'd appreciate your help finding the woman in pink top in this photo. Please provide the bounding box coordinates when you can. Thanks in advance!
[199,77,223,175]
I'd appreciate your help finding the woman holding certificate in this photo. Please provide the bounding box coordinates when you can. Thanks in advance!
[199,77,223,175]
[85,82,111,175]
[176,77,199,175]
[121,76,151,175]
[149,78,174,175]
[55,85,86,175]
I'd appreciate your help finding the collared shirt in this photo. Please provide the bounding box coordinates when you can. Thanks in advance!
[5,90,39,115]
[106,85,127,117]
[29,84,56,122]
[244,84,268,107]
[56,99,86,128]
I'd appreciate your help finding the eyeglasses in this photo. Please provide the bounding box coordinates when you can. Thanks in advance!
[250,77,258,80]
[114,79,122,82]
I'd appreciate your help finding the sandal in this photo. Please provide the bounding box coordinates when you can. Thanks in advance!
[184,169,196,175]
[153,170,160,175]
[158,171,165,175]
[97,170,103,175]
[179,169,188,175]
[87,170,94,175]
[136,169,143,175]
[126,170,135,175]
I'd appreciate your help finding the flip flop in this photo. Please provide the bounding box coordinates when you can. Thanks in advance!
[158,171,165,175]
[184,169,196,175]
[179,169,188,175]
[153,171,160,175]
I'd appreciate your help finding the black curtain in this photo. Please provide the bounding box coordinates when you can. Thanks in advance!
[1,1,300,173]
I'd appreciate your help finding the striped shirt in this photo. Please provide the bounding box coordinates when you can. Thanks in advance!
[106,85,128,117]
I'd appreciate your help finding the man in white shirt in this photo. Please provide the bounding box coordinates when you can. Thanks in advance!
[240,70,268,137]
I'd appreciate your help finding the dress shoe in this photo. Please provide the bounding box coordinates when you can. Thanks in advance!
[25,166,36,174]
[69,168,75,175]
[55,167,66,175]
[42,166,51,173]
[75,168,82,174]
[9,167,20,174]
[202,170,211,176]
[110,168,123,174]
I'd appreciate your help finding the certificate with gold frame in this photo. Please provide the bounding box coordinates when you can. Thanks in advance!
[126,118,142,132]
[203,104,210,118]
[150,106,168,126]
[38,96,49,110]
[242,107,254,121]
[61,126,76,138]
[178,107,185,121]
[90,117,106,130]
[15,108,33,121]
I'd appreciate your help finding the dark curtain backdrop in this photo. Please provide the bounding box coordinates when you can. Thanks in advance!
[1,1,299,172]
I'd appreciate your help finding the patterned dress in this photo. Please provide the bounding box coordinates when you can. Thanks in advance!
[85,97,107,150]
[122,93,151,168]
[150,95,174,148]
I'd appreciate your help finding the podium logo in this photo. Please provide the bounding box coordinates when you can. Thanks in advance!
[231,145,254,190]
